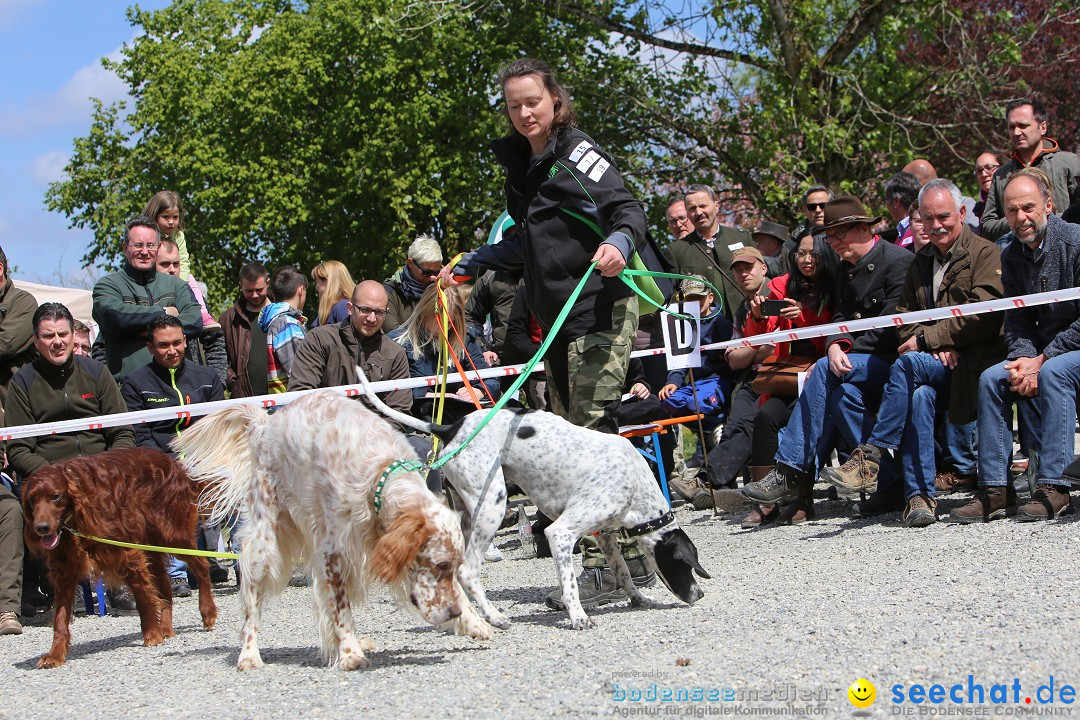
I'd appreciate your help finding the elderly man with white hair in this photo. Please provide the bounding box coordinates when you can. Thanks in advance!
[821,179,1006,527]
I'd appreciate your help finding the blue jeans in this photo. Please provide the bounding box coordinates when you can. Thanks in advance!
[867,352,949,500]
[943,420,977,476]
[776,353,892,474]
[977,352,1080,488]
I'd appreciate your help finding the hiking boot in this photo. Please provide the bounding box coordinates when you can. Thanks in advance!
[170,577,192,598]
[739,503,778,529]
[902,495,938,528]
[740,465,803,504]
[544,560,655,611]
[208,563,230,584]
[820,444,882,497]
[107,585,138,616]
[851,482,904,518]
[935,471,977,495]
[1016,484,1074,522]
[668,471,702,504]
[691,487,714,510]
[948,485,1017,524]
[0,611,23,636]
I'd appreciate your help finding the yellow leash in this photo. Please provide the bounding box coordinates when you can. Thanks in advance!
[64,525,239,560]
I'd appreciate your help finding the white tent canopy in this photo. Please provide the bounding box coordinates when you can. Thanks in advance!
[12,279,97,337]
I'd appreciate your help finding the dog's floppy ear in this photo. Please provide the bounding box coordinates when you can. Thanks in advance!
[666,528,711,579]
[372,508,435,583]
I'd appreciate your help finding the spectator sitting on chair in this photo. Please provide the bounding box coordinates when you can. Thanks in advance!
[5,303,136,615]
[693,230,839,524]
[738,195,916,510]
[657,274,735,466]
[121,314,228,593]
[819,179,1005,527]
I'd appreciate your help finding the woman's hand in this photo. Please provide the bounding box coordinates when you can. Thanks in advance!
[628,382,651,400]
[779,298,802,319]
[591,243,626,277]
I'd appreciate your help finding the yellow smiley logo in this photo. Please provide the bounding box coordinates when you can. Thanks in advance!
[848,678,876,708]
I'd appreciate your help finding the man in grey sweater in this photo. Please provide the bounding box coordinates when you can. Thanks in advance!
[953,168,1080,523]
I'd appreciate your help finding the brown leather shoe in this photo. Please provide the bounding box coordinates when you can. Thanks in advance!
[777,498,815,525]
[740,503,778,529]
[934,471,977,495]
[948,485,1017,523]
[1016,484,1074,521]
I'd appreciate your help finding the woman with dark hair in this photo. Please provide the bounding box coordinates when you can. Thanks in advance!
[441,57,665,433]
[739,230,840,525]
[439,57,667,605]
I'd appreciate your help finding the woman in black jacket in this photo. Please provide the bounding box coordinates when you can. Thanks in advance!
[445,58,662,432]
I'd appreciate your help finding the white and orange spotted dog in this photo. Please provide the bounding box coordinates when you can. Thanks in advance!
[177,392,491,670]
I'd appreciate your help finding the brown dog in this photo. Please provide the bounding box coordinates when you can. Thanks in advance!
[21,447,217,668]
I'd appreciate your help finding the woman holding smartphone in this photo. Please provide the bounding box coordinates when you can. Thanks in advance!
[740,229,840,524]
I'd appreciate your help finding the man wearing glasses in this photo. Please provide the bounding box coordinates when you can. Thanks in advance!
[92,215,203,381]
[382,234,444,332]
[972,152,1002,228]
[796,185,833,239]
[741,195,914,508]
[290,280,412,414]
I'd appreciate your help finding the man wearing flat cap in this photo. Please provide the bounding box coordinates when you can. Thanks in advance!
[740,195,915,509]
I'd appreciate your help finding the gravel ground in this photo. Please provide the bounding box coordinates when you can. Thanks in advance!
[4,490,1080,720]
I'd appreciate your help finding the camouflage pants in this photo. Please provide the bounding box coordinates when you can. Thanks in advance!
[546,295,639,431]
[543,295,645,568]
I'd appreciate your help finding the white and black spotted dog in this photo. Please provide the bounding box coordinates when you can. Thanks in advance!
[355,366,710,630]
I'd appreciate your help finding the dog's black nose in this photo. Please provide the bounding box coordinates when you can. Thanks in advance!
[35,523,51,535]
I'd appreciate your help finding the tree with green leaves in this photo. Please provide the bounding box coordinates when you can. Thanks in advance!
[46,0,648,311]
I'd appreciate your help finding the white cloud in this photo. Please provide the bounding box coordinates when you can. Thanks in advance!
[27,150,69,186]
[0,44,129,137]
[0,0,41,30]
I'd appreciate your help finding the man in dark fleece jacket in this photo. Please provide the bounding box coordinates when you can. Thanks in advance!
[953,169,1080,523]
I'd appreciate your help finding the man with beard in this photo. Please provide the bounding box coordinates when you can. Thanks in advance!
[952,168,1080,522]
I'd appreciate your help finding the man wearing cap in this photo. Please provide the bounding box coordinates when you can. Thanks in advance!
[753,220,793,277]
[819,180,1005,526]
[665,184,755,323]
[740,195,915,507]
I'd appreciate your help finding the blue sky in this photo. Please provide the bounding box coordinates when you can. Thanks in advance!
[0,0,169,287]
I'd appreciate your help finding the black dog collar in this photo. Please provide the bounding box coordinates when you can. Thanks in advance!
[625,510,675,537]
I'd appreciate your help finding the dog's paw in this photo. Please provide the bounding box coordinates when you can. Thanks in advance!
[37,655,65,670]
[569,614,596,630]
[452,611,495,640]
[236,654,265,671]
[630,594,658,609]
[143,630,166,647]
[201,606,218,629]
[338,651,371,671]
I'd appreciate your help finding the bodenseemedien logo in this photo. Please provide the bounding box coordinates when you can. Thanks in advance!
[849,678,877,708]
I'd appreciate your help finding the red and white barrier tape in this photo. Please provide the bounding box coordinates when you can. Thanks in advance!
[3,285,1078,441]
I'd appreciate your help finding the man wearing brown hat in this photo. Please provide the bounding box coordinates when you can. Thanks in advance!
[741,195,915,507]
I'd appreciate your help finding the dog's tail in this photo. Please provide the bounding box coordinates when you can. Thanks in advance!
[354,364,436,436]
[174,403,270,526]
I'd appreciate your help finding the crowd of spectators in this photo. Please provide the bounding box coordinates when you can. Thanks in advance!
[1,85,1079,634]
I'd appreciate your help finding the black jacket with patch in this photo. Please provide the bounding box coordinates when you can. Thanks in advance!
[459,127,662,340]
